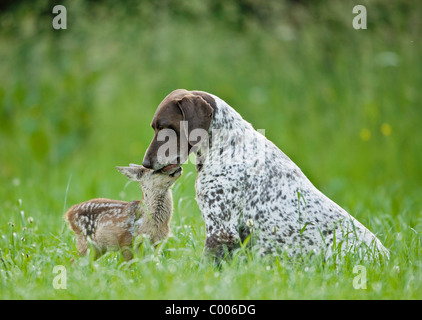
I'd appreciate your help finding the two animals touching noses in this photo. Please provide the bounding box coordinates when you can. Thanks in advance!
[66,89,389,262]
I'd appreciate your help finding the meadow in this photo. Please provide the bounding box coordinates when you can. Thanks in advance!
[0,0,421,299]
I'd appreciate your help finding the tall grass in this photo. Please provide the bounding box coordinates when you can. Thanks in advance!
[0,0,421,299]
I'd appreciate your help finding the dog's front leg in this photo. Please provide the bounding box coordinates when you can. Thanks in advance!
[203,226,240,264]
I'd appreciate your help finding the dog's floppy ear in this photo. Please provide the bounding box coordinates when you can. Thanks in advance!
[176,94,214,146]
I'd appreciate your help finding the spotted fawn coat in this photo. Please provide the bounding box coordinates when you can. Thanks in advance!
[65,164,181,260]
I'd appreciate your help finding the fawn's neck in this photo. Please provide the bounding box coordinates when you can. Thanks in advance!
[141,188,173,227]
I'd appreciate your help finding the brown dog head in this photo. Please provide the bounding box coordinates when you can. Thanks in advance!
[142,89,215,172]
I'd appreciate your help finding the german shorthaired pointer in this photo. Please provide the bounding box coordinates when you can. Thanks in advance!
[142,89,389,261]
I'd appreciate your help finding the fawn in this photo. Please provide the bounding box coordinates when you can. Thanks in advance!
[65,164,182,261]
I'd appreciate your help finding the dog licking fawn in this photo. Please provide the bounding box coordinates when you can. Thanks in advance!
[65,164,182,260]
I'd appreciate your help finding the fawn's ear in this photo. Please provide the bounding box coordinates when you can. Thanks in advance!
[116,165,146,181]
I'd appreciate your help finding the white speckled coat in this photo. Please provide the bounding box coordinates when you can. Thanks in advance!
[195,93,389,260]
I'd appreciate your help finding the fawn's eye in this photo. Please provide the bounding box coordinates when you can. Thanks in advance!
[137,171,144,179]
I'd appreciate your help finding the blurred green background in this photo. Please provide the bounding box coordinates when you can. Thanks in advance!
[0,0,421,236]
[1,0,421,300]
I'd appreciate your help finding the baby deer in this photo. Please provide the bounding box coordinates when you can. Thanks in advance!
[65,164,182,261]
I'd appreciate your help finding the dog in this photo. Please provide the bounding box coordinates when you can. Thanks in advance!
[142,89,389,261]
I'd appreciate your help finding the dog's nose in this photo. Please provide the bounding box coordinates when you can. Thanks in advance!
[142,158,152,169]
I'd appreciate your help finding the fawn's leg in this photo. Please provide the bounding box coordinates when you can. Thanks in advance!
[76,235,88,256]
[96,226,134,261]
[119,229,134,261]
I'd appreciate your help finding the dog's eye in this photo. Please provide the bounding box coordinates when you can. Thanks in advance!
[158,125,171,132]
[156,125,166,131]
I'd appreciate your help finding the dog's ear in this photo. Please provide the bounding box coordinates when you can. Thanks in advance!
[177,94,214,146]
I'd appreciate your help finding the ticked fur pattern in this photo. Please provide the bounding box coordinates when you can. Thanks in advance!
[194,93,389,261]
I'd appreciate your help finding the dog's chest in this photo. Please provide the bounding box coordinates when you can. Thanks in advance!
[195,163,248,215]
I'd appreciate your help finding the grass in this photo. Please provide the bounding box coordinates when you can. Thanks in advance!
[1,176,420,299]
[0,0,421,299]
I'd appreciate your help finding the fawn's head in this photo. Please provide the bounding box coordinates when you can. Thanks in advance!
[116,163,182,191]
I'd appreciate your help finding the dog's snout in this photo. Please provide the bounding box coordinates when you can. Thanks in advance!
[142,157,152,169]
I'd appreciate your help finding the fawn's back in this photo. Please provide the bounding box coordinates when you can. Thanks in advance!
[65,198,141,258]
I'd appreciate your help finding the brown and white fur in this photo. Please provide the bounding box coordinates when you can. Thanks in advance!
[142,89,389,262]
[65,164,182,260]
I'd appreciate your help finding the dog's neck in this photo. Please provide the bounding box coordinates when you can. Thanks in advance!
[194,94,257,169]
[209,94,253,132]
